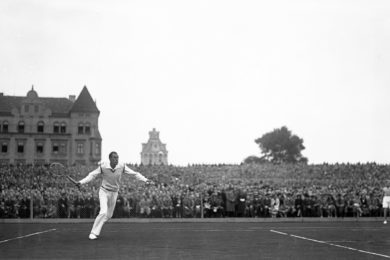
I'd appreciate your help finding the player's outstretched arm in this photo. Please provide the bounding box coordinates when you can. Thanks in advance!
[123,164,148,182]
[78,167,101,186]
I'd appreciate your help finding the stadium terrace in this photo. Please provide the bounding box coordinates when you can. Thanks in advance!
[1,162,388,219]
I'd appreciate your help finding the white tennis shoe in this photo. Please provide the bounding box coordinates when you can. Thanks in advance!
[89,233,98,240]
[384,220,387,224]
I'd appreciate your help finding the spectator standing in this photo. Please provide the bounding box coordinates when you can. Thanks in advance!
[360,194,370,217]
[270,194,280,218]
[369,193,381,217]
[0,201,6,218]
[193,193,202,218]
[220,187,227,217]
[236,189,247,217]
[113,194,125,218]
[57,192,68,218]
[84,192,96,218]
[139,195,151,217]
[209,192,223,218]
[74,193,84,218]
[294,194,303,217]
[171,192,182,218]
[335,194,346,218]
[19,196,30,218]
[225,186,236,217]
[182,192,195,218]
[162,194,173,218]
[324,195,336,217]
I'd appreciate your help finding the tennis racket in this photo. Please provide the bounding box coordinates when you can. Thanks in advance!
[49,162,79,187]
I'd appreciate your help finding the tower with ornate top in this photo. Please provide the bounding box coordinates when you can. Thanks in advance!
[141,128,168,165]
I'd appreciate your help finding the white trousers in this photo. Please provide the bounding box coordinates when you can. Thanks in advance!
[383,196,390,209]
[91,188,118,236]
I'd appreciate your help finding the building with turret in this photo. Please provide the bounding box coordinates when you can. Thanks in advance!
[141,128,168,165]
[0,86,101,166]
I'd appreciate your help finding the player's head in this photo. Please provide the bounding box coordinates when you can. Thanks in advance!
[109,151,119,167]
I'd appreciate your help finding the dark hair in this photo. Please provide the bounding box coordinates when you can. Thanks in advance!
[109,151,118,159]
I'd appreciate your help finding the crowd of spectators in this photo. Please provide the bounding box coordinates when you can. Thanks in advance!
[0,162,388,219]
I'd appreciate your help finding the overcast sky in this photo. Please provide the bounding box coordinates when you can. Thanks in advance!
[1,0,389,165]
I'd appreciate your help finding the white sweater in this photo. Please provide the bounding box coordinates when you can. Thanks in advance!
[79,162,148,192]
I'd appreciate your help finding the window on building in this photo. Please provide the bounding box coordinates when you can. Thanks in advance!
[52,143,59,154]
[85,123,91,135]
[18,121,25,133]
[36,143,44,153]
[53,122,59,133]
[37,121,44,133]
[95,143,101,155]
[77,143,84,154]
[2,121,8,133]
[34,105,39,113]
[17,142,24,153]
[60,123,66,134]
[78,123,84,134]
[1,143,8,153]
[24,105,29,113]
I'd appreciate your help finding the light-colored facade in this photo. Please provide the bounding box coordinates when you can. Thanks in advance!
[141,128,168,165]
[0,86,102,166]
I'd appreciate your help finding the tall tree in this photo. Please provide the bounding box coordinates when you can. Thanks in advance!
[255,126,307,164]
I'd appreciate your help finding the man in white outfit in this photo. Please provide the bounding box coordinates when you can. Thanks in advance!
[383,182,390,224]
[76,151,151,240]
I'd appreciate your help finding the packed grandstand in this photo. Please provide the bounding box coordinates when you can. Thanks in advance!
[0,163,388,219]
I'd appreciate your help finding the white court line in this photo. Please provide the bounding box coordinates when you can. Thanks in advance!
[270,230,390,259]
[0,228,56,245]
[270,230,288,236]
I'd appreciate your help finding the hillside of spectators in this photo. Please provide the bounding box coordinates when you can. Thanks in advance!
[0,162,388,219]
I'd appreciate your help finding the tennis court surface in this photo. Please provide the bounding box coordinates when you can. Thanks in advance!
[1,220,390,259]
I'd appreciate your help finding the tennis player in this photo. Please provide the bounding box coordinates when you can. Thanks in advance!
[383,183,390,224]
[76,151,152,240]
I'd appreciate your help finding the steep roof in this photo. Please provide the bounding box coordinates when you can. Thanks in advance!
[0,95,73,116]
[0,86,99,116]
[41,97,75,116]
[69,86,100,114]
[0,96,23,113]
